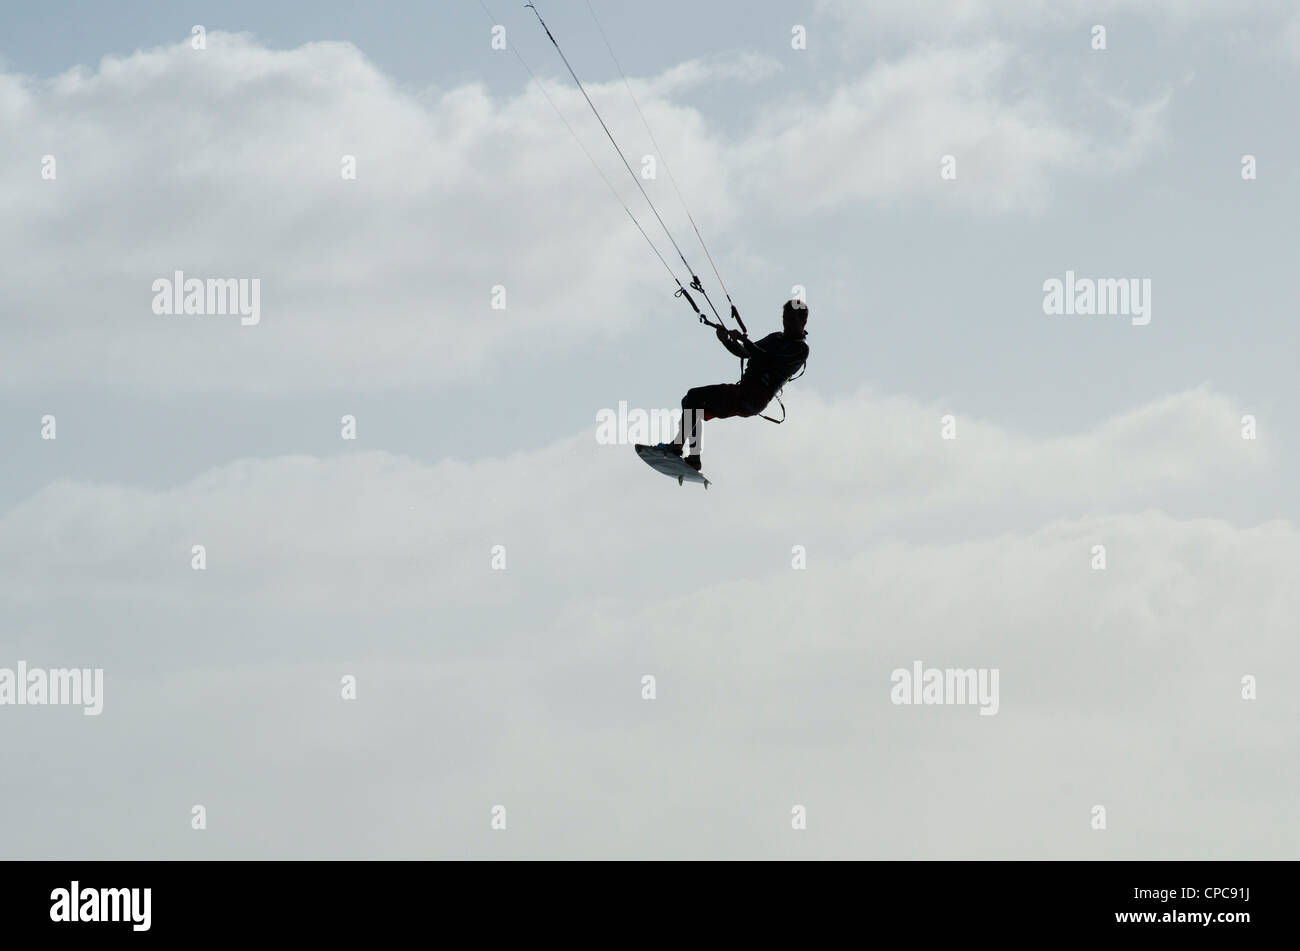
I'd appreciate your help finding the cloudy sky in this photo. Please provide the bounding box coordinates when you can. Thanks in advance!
[1,0,1296,859]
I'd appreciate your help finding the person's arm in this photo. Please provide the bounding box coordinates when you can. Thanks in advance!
[715,327,752,358]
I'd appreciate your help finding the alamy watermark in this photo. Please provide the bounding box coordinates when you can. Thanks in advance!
[152,270,260,326]
[595,401,701,448]
[0,661,104,715]
[1043,270,1150,326]
[50,882,150,932]
[890,661,999,716]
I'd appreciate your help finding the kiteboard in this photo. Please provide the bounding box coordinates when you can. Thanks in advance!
[634,444,711,488]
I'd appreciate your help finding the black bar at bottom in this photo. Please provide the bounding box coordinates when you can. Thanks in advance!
[0,860,1272,939]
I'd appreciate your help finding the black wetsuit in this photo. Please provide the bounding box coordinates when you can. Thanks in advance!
[676,330,809,453]
[734,331,810,409]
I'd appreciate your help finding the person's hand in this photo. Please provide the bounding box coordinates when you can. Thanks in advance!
[716,326,730,342]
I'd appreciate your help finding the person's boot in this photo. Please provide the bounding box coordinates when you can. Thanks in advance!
[683,454,702,472]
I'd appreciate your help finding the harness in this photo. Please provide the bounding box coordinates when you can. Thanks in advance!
[736,334,808,424]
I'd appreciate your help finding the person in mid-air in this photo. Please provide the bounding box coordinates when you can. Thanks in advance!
[659,299,809,470]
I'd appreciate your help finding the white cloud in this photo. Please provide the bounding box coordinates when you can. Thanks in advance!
[0,386,1269,606]
[1,385,1290,857]
[0,33,682,392]
[735,43,1168,214]
[0,33,1168,393]
[652,52,784,93]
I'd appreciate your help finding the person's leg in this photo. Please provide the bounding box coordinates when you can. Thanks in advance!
[669,384,750,466]
[664,385,716,453]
